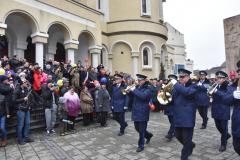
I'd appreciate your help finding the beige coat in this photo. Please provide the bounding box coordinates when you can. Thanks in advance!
[80,89,94,114]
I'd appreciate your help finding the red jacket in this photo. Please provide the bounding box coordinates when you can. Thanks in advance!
[33,70,41,91]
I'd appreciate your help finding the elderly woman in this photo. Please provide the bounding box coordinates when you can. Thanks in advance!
[95,79,111,127]
[63,87,80,131]
[80,85,94,126]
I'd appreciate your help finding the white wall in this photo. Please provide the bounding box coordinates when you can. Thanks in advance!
[165,22,194,74]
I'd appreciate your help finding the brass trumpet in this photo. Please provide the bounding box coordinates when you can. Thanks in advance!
[157,81,174,105]
[207,82,219,96]
[207,82,218,103]
[122,84,136,95]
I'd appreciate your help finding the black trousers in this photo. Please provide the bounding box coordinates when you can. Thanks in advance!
[82,113,91,126]
[134,121,153,149]
[167,115,175,137]
[233,136,240,155]
[67,116,76,130]
[113,112,128,133]
[197,106,208,127]
[98,112,108,126]
[175,127,194,160]
[214,119,229,146]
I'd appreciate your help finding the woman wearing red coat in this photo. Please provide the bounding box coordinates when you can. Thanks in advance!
[33,65,42,94]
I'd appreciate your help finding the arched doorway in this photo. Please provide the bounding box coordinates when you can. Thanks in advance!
[112,42,132,75]
[4,12,38,60]
[24,36,35,64]
[47,23,71,62]
[77,31,95,66]
[0,35,8,58]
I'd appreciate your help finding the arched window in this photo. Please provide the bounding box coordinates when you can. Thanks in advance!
[143,48,149,65]
[142,46,152,68]
[141,0,151,16]
[98,0,101,10]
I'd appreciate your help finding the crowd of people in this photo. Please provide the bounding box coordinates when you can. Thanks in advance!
[0,55,156,146]
[0,54,240,160]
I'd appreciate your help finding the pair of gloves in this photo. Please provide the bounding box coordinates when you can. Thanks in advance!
[111,106,128,110]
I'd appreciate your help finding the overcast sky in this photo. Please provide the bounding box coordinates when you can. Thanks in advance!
[164,0,240,70]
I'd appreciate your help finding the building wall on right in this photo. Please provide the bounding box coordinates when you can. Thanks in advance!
[165,22,194,75]
[224,14,240,73]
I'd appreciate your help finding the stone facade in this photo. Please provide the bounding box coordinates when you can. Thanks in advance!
[165,22,194,75]
[0,0,168,78]
[224,14,240,73]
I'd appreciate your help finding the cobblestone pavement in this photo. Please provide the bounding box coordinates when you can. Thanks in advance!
[0,111,239,160]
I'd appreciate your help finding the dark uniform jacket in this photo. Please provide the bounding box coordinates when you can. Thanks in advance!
[211,81,231,120]
[227,81,240,137]
[172,80,198,128]
[195,79,210,107]
[164,101,174,116]
[131,82,152,122]
[111,83,128,112]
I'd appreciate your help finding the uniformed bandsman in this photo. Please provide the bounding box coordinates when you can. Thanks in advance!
[211,71,231,152]
[164,74,177,141]
[129,74,153,152]
[170,69,197,160]
[111,74,128,136]
[196,70,210,129]
[228,61,240,155]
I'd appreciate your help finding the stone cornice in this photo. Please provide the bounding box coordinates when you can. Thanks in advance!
[102,31,168,41]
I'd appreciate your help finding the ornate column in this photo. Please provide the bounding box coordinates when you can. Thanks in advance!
[64,40,79,65]
[14,41,27,59]
[154,53,161,79]
[89,46,102,68]
[108,53,113,74]
[131,51,139,78]
[31,32,48,68]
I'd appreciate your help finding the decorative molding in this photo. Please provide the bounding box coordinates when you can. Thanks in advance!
[31,32,49,38]
[89,45,102,50]
[110,40,134,52]
[0,23,7,29]
[64,39,79,45]
[107,19,167,29]
[131,51,139,58]
[67,0,103,15]
[138,40,157,51]
[15,0,96,28]
[102,31,168,41]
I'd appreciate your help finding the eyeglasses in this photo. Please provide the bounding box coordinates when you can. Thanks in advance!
[179,75,186,79]
[216,77,225,79]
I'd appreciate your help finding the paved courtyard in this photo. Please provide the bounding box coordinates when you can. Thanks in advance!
[0,111,239,160]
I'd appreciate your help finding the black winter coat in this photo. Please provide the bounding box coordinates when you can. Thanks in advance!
[41,85,58,108]
[0,83,13,116]
[12,86,30,111]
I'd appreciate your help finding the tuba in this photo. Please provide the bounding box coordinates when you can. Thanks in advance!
[121,84,136,95]
[157,81,174,105]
